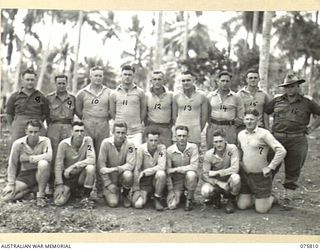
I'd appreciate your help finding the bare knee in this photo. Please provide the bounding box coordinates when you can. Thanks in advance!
[237,194,252,210]
[37,160,50,172]
[186,171,198,182]
[230,173,240,184]
[255,198,272,214]
[155,170,166,180]
[201,183,213,198]
[85,165,96,175]
[134,197,145,209]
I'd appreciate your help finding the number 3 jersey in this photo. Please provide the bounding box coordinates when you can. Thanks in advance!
[237,127,286,173]
[55,136,96,185]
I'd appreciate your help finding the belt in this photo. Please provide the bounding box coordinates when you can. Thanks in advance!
[147,120,170,127]
[51,119,72,124]
[210,118,235,126]
[273,132,305,138]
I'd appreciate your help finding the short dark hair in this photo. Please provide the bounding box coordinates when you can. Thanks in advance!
[55,74,68,82]
[22,68,37,77]
[175,125,189,133]
[244,108,259,117]
[245,68,259,78]
[113,121,128,131]
[145,127,161,137]
[25,119,42,129]
[121,65,135,73]
[212,128,227,139]
[181,70,194,77]
[218,71,232,79]
[72,121,84,127]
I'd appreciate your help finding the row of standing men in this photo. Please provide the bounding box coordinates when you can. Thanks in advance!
[3,65,320,211]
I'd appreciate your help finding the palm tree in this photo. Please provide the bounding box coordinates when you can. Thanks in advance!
[259,11,275,93]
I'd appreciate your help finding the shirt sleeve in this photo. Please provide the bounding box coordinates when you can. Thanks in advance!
[109,91,116,120]
[76,137,96,167]
[201,151,216,186]
[133,147,144,190]
[179,144,199,172]
[153,145,166,172]
[98,140,112,187]
[264,131,287,170]
[218,145,239,176]
[264,98,275,115]
[6,93,16,116]
[166,150,174,191]
[310,99,320,115]
[54,142,66,185]
[235,95,244,121]
[30,138,53,163]
[7,141,21,185]
[118,144,136,172]
[41,95,50,121]
[75,90,84,119]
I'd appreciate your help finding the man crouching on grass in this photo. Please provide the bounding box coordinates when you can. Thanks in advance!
[1,120,52,207]
[201,128,241,214]
[132,127,167,211]
[53,121,96,208]
[98,122,135,208]
[237,108,286,213]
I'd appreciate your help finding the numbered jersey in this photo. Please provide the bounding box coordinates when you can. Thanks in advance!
[146,90,173,124]
[76,84,111,119]
[110,84,145,135]
[238,127,283,173]
[174,91,206,144]
[237,87,270,127]
[207,90,243,121]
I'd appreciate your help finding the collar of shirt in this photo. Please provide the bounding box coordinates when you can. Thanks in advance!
[52,91,73,102]
[281,93,303,103]
[19,135,47,146]
[239,86,263,94]
[83,84,108,97]
[150,86,167,96]
[105,136,128,149]
[244,127,259,134]
[141,143,163,158]
[171,142,193,154]
[64,136,88,150]
[19,88,39,96]
[212,88,235,97]
[117,83,138,92]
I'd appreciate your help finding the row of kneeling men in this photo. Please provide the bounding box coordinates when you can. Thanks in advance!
[1,108,287,214]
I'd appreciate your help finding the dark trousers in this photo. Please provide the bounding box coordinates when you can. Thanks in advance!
[272,135,308,190]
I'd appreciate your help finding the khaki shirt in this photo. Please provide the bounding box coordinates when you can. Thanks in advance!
[202,144,239,186]
[98,137,136,187]
[47,91,75,121]
[6,88,49,120]
[55,136,96,185]
[8,136,52,184]
[238,127,286,173]
[265,94,320,134]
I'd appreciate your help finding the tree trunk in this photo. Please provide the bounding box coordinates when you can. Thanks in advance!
[259,11,274,94]
[252,11,259,48]
[154,11,163,69]
[12,33,27,92]
[72,10,84,94]
[308,11,318,98]
[182,11,189,60]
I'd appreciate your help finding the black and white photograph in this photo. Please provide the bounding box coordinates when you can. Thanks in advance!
[0,6,320,238]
